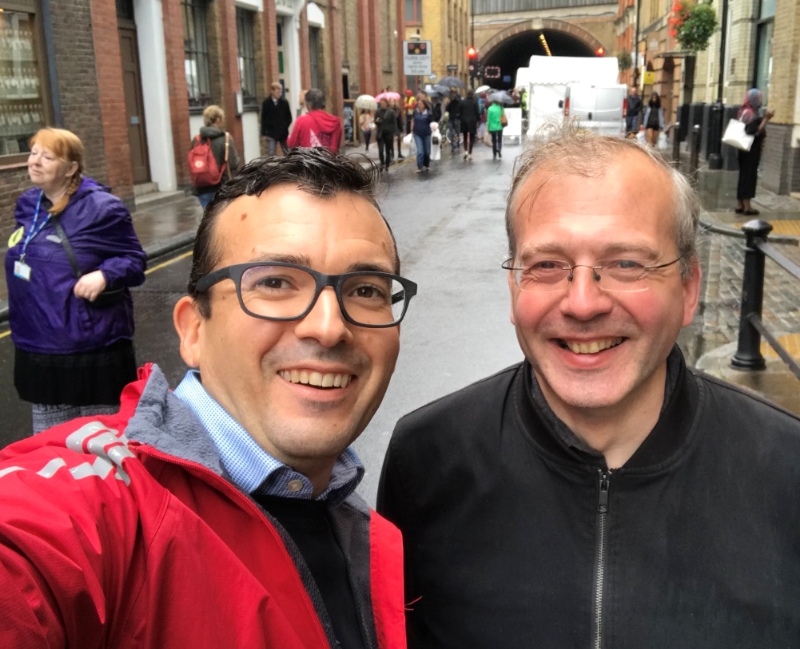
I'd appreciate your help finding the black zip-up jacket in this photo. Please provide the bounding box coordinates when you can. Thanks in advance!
[377,348,800,648]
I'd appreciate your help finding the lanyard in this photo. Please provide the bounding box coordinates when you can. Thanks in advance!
[20,192,48,262]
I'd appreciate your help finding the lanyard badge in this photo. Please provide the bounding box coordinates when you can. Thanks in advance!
[15,192,47,281]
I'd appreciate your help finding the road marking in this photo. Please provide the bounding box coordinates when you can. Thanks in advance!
[145,250,192,275]
[0,250,193,340]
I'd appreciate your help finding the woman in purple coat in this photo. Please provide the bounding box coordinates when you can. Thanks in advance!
[5,128,146,433]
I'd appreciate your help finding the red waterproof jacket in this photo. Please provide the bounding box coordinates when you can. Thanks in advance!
[0,364,406,648]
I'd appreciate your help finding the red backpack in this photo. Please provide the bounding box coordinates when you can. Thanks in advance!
[187,133,230,187]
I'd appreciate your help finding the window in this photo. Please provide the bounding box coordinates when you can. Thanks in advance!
[236,8,257,109]
[0,6,47,160]
[754,0,775,106]
[182,0,211,109]
[405,0,422,24]
[309,28,321,90]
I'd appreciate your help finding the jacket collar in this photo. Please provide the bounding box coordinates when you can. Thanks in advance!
[515,345,701,472]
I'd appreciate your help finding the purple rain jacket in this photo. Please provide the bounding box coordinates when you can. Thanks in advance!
[5,177,146,355]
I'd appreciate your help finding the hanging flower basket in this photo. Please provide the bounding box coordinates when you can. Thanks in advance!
[669,0,718,52]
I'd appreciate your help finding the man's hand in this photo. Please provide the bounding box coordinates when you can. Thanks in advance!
[73,270,108,302]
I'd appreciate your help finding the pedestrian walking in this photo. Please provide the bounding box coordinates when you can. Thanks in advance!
[459,89,480,160]
[393,99,405,159]
[404,89,416,135]
[477,93,487,141]
[359,109,375,151]
[446,91,461,152]
[626,86,642,136]
[643,91,664,147]
[4,127,146,434]
[286,88,343,153]
[735,88,775,215]
[411,96,433,173]
[260,82,293,157]
[375,97,396,172]
[486,99,506,160]
[190,105,241,209]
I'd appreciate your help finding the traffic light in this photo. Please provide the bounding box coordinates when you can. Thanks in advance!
[595,46,605,56]
[467,46,479,78]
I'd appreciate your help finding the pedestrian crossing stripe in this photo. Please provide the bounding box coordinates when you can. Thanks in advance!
[7,226,23,248]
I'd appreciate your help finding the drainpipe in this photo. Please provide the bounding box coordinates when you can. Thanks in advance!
[40,0,62,126]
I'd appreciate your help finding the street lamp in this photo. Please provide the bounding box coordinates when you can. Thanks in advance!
[708,0,730,170]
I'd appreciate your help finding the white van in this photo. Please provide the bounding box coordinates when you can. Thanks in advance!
[563,83,627,137]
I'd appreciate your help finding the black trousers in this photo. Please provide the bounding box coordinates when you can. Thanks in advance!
[378,134,394,167]
[491,130,503,155]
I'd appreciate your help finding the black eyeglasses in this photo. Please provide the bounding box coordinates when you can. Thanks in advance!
[194,262,417,328]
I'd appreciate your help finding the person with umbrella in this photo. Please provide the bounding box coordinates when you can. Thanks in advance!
[486,97,506,160]
[355,95,377,152]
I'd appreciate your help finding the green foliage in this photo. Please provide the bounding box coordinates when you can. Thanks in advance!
[617,50,633,71]
[669,0,718,52]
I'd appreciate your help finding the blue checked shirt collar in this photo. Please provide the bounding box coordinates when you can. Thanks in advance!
[174,370,363,505]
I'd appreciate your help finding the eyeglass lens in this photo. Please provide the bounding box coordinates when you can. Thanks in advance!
[515,260,658,293]
[240,265,408,324]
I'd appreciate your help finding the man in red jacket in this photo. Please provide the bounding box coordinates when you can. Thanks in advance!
[287,88,343,153]
[0,148,415,648]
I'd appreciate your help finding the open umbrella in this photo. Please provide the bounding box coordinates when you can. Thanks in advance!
[355,94,377,110]
[489,91,515,106]
[375,91,401,102]
[436,76,466,89]
[475,84,492,95]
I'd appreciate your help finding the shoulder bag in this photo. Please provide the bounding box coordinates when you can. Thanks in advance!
[722,118,754,152]
[52,217,124,308]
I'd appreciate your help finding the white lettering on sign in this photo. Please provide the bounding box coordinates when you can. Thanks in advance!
[403,40,432,76]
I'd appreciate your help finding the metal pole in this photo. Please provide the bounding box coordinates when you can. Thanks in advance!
[707,0,729,170]
[470,0,475,89]
[689,124,700,182]
[731,219,773,371]
[672,121,680,166]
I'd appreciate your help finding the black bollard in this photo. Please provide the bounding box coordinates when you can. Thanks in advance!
[672,121,681,167]
[731,219,773,371]
[689,124,701,183]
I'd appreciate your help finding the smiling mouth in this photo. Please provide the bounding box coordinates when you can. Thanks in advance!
[557,337,625,354]
[279,370,353,389]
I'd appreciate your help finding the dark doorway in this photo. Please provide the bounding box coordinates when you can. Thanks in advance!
[118,22,151,184]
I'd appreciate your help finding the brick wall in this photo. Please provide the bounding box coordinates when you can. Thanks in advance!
[0,165,30,243]
[769,0,800,122]
[342,0,360,96]
[760,123,800,195]
[90,0,134,201]
[328,0,344,117]
[163,0,191,186]
[50,0,107,184]
[299,7,312,91]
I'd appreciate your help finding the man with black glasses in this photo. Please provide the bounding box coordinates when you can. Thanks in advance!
[378,125,800,648]
[0,149,415,649]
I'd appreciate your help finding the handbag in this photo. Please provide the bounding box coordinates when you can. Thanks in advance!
[52,217,124,308]
[500,111,508,127]
[722,118,754,152]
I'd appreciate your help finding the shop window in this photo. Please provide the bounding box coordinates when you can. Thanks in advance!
[0,5,47,162]
[405,0,422,24]
[753,0,774,106]
[182,0,211,109]
[236,8,257,109]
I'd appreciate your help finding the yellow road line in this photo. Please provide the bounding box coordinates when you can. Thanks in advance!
[1,250,193,340]
[145,250,192,275]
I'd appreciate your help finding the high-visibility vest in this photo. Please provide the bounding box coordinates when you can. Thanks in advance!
[405,96,416,115]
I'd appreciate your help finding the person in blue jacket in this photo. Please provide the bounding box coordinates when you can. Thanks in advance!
[4,128,146,433]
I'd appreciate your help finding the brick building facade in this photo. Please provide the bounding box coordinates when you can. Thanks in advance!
[0,0,405,242]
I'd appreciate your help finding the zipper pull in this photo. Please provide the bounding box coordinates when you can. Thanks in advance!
[598,470,610,514]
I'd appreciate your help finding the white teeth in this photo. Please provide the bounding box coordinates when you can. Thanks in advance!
[279,370,353,388]
[565,338,623,354]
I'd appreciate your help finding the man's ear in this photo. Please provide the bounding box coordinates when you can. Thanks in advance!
[682,258,702,328]
[174,296,204,369]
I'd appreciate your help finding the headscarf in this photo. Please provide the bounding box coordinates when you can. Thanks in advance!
[738,88,763,124]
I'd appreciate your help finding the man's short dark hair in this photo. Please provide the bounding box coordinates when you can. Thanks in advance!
[188,147,398,318]
[304,88,325,111]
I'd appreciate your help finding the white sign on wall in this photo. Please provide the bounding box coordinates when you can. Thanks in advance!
[403,41,432,76]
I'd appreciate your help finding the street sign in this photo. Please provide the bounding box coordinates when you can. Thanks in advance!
[447,64,458,72]
[403,40,432,76]
[643,71,656,85]
[484,65,501,79]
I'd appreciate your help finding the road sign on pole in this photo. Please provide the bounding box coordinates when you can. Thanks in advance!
[403,41,432,76]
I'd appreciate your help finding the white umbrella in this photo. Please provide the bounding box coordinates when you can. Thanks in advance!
[475,84,492,94]
[355,95,377,110]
